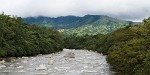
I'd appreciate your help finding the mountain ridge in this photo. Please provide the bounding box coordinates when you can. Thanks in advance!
[24,15,131,36]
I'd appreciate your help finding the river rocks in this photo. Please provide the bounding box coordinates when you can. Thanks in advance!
[16,66,24,69]
[0,49,115,75]
[22,57,28,59]
[16,63,19,64]
[36,64,47,70]
[0,65,6,69]
[10,64,14,67]
[36,73,48,75]
[81,70,97,73]
[0,65,6,68]
[0,60,5,64]
[17,70,26,73]
[10,58,17,62]
[2,57,17,62]
[22,60,28,63]
[65,52,75,58]
[48,60,53,65]
[54,67,70,71]
[65,71,81,75]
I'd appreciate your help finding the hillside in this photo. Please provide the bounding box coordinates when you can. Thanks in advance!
[24,15,130,36]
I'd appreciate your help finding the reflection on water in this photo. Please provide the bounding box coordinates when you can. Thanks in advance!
[0,49,115,75]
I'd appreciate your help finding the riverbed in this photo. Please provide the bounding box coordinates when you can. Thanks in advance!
[0,49,115,75]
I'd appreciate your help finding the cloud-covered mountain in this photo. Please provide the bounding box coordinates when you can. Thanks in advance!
[24,15,131,36]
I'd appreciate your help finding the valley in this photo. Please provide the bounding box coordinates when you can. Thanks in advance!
[0,13,150,75]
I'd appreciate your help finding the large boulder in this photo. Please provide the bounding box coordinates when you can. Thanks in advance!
[48,60,53,65]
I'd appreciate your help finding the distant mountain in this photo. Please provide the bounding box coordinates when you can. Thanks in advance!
[24,15,131,36]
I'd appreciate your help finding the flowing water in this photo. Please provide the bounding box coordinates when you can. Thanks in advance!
[0,49,115,75]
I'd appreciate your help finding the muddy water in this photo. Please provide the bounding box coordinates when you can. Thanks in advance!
[0,49,115,75]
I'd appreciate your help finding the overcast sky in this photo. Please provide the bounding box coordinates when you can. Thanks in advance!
[0,0,150,21]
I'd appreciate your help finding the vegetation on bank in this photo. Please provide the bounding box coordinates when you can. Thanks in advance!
[63,34,108,54]
[0,13,63,57]
[64,18,150,75]
[106,18,150,75]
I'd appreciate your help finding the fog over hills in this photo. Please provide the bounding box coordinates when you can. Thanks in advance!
[1,0,150,21]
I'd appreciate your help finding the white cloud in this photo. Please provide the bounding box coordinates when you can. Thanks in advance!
[0,0,150,21]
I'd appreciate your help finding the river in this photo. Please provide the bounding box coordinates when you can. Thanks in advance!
[0,49,115,75]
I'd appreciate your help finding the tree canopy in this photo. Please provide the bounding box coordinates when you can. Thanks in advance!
[0,13,63,57]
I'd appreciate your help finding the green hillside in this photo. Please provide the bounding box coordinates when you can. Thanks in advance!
[24,15,130,36]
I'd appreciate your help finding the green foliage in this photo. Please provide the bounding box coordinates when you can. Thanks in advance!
[63,34,107,54]
[143,50,150,75]
[105,17,150,75]
[0,13,63,57]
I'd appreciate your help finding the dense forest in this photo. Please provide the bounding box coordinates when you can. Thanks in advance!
[106,18,150,75]
[24,15,130,36]
[0,13,63,57]
[64,17,150,75]
[63,34,108,54]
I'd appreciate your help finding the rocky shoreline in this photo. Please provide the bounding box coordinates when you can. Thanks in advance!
[0,49,115,75]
